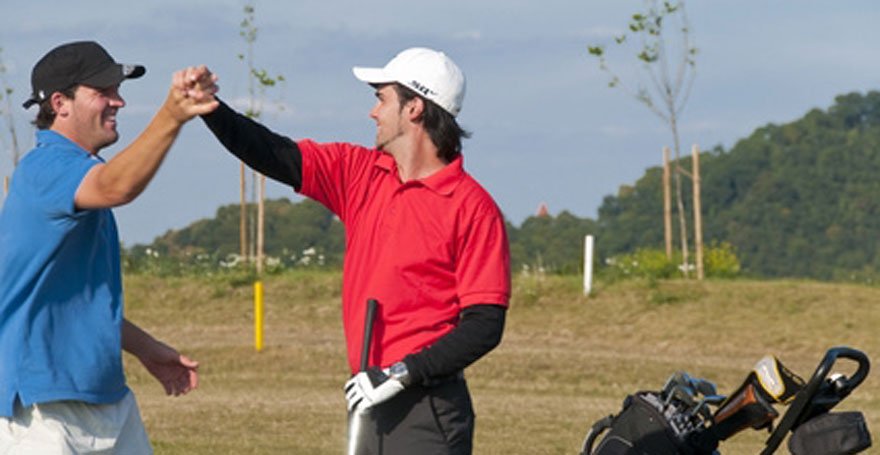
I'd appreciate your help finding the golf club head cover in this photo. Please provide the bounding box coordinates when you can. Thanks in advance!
[711,379,779,440]
[344,367,405,413]
[753,355,805,404]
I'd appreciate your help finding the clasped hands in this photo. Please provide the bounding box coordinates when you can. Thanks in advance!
[164,65,220,122]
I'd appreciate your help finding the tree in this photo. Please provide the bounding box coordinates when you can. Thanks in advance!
[587,0,697,276]
[514,211,598,274]
[594,90,880,281]
[146,198,345,268]
[0,46,21,196]
[237,2,285,274]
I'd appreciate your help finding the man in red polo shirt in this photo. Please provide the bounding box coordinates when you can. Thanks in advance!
[201,47,510,454]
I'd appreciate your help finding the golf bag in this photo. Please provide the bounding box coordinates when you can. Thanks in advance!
[580,390,719,455]
[787,411,871,455]
[581,347,871,455]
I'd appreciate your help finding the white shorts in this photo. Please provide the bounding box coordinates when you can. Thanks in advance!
[0,391,152,455]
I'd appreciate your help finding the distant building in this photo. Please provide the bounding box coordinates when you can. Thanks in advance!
[536,202,549,217]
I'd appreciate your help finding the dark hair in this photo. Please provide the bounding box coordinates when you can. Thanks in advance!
[32,85,78,130]
[393,83,470,163]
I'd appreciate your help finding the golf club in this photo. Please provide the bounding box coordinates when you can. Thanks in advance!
[347,298,378,455]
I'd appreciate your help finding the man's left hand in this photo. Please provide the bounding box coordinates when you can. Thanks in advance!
[344,367,405,413]
[138,344,199,397]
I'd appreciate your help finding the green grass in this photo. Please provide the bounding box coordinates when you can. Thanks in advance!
[122,271,880,454]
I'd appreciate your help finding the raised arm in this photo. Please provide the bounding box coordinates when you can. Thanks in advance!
[74,66,220,210]
[200,99,303,190]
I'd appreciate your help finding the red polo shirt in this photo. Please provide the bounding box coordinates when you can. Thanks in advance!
[297,140,511,373]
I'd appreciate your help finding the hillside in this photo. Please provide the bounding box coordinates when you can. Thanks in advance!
[598,91,880,280]
[122,271,880,453]
[138,198,346,268]
[131,198,596,275]
[133,91,880,281]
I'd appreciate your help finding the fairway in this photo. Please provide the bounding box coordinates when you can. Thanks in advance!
[122,271,879,454]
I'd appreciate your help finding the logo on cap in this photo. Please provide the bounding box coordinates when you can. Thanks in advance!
[409,80,437,98]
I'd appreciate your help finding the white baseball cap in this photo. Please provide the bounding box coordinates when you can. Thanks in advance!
[353,47,466,117]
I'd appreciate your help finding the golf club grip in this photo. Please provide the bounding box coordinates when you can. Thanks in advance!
[360,299,378,371]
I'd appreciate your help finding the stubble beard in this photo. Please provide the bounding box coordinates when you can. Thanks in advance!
[375,126,404,151]
[95,110,120,152]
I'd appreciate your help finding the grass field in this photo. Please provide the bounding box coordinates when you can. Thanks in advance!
[121,270,880,454]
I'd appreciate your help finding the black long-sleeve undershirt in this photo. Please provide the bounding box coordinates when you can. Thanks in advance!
[199,102,506,385]
[403,304,506,386]
[201,100,303,190]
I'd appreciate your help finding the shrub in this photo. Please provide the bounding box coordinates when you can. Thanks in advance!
[704,241,741,278]
[603,248,678,281]
[602,243,742,281]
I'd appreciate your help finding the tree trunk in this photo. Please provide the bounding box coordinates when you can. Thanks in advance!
[257,173,265,275]
[240,162,247,259]
[249,170,257,262]
[670,116,690,278]
[662,146,672,259]
[692,144,704,280]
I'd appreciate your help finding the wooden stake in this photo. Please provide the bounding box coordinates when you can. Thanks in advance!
[662,147,672,259]
[240,162,247,260]
[692,144,704,280]
[257,173,265,275]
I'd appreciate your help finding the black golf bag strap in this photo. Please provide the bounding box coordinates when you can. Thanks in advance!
[580,414,614,455]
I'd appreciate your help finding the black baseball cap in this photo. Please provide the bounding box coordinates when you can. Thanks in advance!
[22,41,145,109]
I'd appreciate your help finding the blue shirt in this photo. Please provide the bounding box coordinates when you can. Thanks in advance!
[0,130,128,417]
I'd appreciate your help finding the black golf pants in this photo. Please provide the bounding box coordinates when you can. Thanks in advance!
[356,377,474,455]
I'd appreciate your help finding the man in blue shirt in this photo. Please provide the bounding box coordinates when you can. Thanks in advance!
[0,41,219,453]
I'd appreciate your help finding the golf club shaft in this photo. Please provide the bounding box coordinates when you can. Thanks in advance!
[348,298,378,455]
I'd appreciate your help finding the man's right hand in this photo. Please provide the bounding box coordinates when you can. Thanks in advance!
[164,65,220,122]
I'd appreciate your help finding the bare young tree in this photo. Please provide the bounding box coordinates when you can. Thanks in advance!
[588,0,697,276]
[0,46,22,196]
[238,2,285,274]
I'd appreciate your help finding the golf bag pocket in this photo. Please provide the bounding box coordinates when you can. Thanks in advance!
[580,392,716,455]
[788,411,872,455]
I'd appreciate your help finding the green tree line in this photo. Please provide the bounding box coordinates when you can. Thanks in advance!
[129,90,880,281]
[129,197,595,275]
[598,90,880,281]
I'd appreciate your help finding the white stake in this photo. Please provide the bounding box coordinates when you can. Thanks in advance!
[584,235,594,296]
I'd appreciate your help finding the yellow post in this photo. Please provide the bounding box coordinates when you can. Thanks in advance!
[254,280,264,352]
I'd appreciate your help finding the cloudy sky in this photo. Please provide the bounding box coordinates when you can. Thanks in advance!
[1,1,878,246]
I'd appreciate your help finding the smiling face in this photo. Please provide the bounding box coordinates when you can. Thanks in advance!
[369,84,408,152]
[52,84,125,154]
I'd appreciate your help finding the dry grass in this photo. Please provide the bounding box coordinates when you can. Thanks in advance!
[122,271,880,454]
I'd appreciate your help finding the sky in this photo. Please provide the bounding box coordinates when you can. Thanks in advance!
[1,1,879,246]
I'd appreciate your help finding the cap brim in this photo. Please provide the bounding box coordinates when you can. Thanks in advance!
[123,64,146,79]
[352,66,392,84]
[81,63,146,89]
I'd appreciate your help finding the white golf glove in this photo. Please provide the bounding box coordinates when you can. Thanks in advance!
[344,367,405,413]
